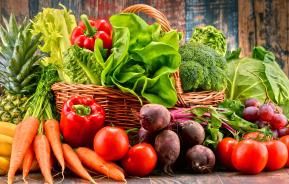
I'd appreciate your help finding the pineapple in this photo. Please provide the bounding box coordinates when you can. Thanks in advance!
[0,15,42,124]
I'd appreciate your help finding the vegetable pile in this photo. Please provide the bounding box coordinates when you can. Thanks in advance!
[2,3,289,183]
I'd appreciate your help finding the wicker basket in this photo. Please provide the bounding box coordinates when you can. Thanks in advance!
[52,4,225,129]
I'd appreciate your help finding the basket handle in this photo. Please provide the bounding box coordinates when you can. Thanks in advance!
[122,4,171,32]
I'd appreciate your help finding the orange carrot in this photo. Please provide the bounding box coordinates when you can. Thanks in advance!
[44,119,65,174]
[62,144,96,184]
[8,117,39,184]
[34,134,53,184]
[22,145,34,182]
[76,147,126,181]
[30,159,40,172]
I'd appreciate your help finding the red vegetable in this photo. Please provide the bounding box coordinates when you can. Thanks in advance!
[121,143,157,177]
[232,139,268,174]
[60,96,105,147]
[94,126,129,161]
[264,140,288,171]
[71,14,112,51]
[216,137,238,170]
[279,135,289,167]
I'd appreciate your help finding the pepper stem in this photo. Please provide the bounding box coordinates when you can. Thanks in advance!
[81,14,96,37]
[73,104,91,116]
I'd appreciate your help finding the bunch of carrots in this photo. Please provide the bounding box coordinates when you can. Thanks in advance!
[7,66,126,184]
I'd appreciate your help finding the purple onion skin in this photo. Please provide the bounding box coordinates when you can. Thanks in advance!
[140,104,171,133]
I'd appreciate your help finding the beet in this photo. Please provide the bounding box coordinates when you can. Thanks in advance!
[154,130,180,175]
[138,127,156,144]
[140,104,171,133]
[186,145,215,173]
[180,121,205,148]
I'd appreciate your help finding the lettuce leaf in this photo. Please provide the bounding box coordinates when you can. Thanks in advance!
[31,5,76,80]
[62,46,102,84]
[101,13,181,107]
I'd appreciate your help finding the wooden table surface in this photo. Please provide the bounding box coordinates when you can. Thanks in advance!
[2,169,289,184]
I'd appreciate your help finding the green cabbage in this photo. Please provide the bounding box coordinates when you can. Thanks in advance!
[226,47,289,116]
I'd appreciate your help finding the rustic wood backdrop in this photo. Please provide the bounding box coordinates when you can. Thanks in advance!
[0,0,288,74]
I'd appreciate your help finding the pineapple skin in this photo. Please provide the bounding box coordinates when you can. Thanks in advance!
[0,92,28,124]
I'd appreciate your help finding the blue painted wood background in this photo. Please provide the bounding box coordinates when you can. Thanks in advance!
[0,0,288,74]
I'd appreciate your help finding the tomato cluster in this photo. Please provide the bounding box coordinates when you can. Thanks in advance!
[93,126,157,177]
[216,134,289,174]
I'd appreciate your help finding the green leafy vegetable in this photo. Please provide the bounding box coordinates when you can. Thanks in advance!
[62,45,103,84]
[101,13,181,107]
[31,4,76,80]
[218,99,244,117]
[190,25,227,56]
[226,46,289,117]
[179,42,227,92]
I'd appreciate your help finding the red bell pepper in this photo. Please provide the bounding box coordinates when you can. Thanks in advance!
[71,14,112,51]
[60,96,105,147]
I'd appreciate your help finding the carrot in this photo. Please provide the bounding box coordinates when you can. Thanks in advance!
[30,159,40,172]
[76,147,126,181]
[62,144,96,184]
[8,117,39,184]
[34,134,53,184]
[44,119,65,174]
[22,145,34,182]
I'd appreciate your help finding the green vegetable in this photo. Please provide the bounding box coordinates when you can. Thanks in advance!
[226,47,289,117]
[25,65,59,119]
[31,4,76,80]
[62,45,103,84]
[190,25,227,56]
[101,13,181,107]
[218,99,245,117]
[179,42,227,92]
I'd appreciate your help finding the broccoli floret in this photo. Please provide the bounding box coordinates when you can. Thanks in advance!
[179,42,227,92]
[207,67,227,91]
[179,61,204,91]
[179,43,216,67]
[190,25,227,56]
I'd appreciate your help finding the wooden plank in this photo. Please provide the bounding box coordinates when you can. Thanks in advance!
[146,0,186,33]
[238,0,256,56]
[1,0,29,22]
[185,0,238,50]
[238,0,289,75]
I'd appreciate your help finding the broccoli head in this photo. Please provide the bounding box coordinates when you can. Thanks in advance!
[179,41,227,92]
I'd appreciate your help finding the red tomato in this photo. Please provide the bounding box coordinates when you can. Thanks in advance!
[94,126,129,161]
[232,139,268,174]
[264,140,288,171]
[216,137,238,170]
[243,132,266,140]
[280,135,289,167]
[121,143,157,177]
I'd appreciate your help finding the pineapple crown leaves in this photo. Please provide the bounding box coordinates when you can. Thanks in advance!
[0,15,44,95]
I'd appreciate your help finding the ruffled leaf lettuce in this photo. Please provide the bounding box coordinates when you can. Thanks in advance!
[31,4,76,80]
[62,46,103,84]
[102,13,181,107]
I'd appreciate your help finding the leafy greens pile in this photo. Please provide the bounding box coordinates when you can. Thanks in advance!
[31,5,76,80]
[99,13,181,107]
[226,46,289,116]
